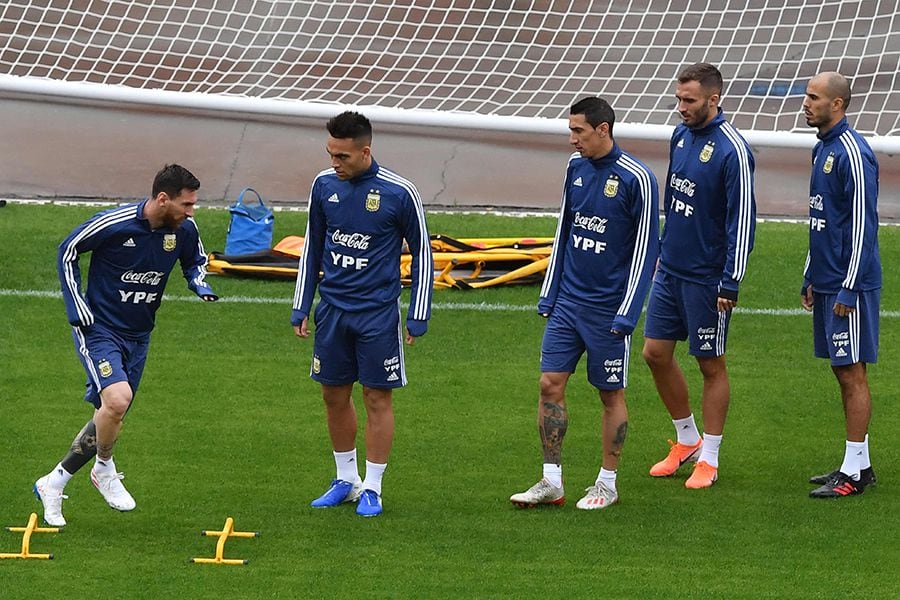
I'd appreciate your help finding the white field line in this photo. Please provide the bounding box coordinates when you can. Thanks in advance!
[5,198,900,225]
[3,288,899,317]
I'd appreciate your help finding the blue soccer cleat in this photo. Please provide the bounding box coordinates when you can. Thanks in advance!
[310,479,362,508]
[355,489,383,517]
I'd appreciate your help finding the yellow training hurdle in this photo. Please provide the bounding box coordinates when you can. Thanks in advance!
[190,517,258,565]
[1,512,60,560]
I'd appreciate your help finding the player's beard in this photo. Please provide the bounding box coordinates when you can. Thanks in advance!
[161,210,186,230]
[684,104,709,128]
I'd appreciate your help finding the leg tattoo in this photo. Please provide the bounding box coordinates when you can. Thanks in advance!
[96,441,115,462]
[60,419,98,474]
[609,421,628,459]
[539,401,568,464]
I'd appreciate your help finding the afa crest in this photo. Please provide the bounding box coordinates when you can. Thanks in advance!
[823,153,834,174]
[699,142,715,163]
[604,177,619,198]
[312,355,321,374]
[163,233,177,252]
[98,359,113,378]
[366,189,381,212]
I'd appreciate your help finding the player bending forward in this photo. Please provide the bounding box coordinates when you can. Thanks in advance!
[34,164,217,526]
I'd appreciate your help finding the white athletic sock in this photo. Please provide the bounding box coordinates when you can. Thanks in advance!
[597,468,617,493]
[673,415,701,446]
[840,440,865,480]
[47,462,73,489]
[362,460,387,496]
[698,433,722,467]
[334,449,361,483]
[860,434,872,470]
[93,455,116,472]
[542,463,563,489]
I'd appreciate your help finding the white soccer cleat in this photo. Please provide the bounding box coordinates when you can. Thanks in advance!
[575,482,619,510]
[91,467,136,511]
[510,478,565,508]
[33,475,68,527]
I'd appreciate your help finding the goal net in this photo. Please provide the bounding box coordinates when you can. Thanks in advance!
[1,0,898,150]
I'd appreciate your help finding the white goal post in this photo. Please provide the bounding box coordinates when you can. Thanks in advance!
[1,0,899,153]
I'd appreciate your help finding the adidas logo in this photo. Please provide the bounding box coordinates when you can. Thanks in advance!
[327,193,340,203]
[573,177,583,187]
[606,373,620,383]
[835,347,847,357]
[122,238,136,247]
[387,372,399,382]
[700,342,712,351]
[677,139,684,148]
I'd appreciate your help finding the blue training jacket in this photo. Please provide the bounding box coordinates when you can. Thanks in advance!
[58,200,216,340]
[804,117,881,303]
[539,144,660,335]
[659,109,756,299]
[291,159,433,336]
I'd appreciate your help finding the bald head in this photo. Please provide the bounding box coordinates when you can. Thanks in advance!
[803,72,853,133]
[813,72,852,111]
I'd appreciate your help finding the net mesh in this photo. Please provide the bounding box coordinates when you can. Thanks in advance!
[2,0,899,136]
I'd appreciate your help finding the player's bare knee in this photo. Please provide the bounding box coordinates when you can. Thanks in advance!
[362,387,393,412]
[832,362,868,388]
[539,372,567,400]
[99,392,131,419]
[697,355,727,379]
[642,344,669,368]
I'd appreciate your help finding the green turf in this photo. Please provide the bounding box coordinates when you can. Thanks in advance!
[1,203,897,598]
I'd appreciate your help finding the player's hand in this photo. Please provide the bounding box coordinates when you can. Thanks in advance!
[405,328,416,345]
[833,302,854,317]
[294,317,310,338]
[716,296,736,312]
[800,287,814,312]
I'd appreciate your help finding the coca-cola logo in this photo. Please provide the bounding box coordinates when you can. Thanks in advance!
[572,212,607,234]
[669,174,697,197]
[120,270,164,286]
[332,229,371,250]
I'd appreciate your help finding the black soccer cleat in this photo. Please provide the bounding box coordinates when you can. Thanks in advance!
[809,471,867,498]
[809,466,876,488]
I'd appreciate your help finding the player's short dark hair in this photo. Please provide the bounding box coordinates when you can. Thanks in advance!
[152,164,200,199]
[678,62,723,95]
[570,96,616,137]
[327,111,373,145]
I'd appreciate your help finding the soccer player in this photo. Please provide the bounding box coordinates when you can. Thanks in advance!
[509,97,659,510]
[292,111,433,517]
[642,63,756,489]
[33,164,218,526]
[801,72,880,498]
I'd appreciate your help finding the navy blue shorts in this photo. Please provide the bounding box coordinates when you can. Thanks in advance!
[643,269,731,357]
[540,302,631,391]
[72,323,148,409]
[813,290,879,365]
[311,300,406,389]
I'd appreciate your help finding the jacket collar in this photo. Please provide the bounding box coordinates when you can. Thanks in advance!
[348,158,380,183]
[689,108,726,135]
[588,143,622,167]
[817,117,849,142]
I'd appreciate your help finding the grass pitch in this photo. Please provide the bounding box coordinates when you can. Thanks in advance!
[1,203,898,598]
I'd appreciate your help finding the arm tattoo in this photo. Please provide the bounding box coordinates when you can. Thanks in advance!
[539,400,568,465]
